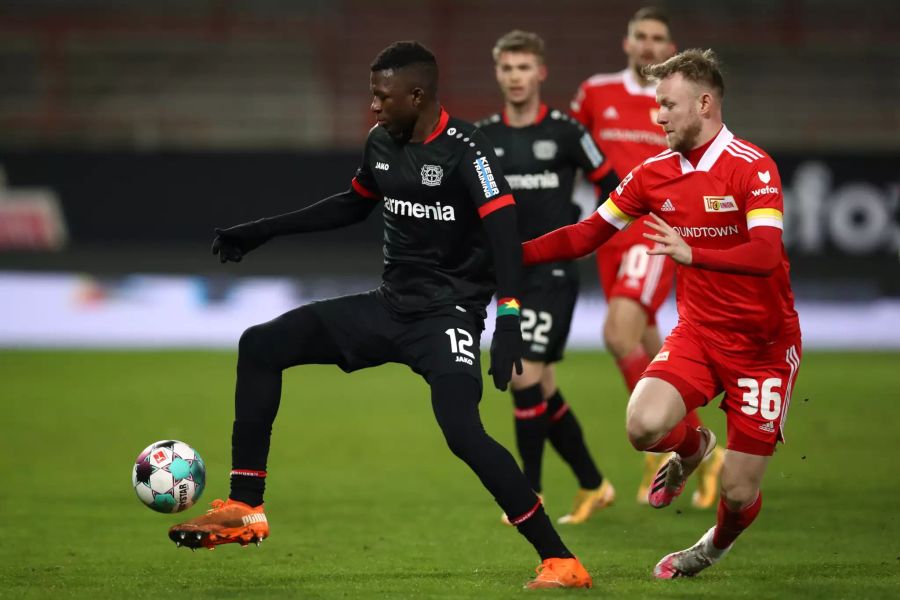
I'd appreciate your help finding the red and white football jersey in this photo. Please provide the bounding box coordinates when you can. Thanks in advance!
[599,126,800,346]
[571,68,667,182]
[571,69,668,252]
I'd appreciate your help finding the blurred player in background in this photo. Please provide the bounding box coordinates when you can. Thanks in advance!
[478,31,614,526]
[168,41,592,589]
[571,6,723,507]
[523,48,802,579]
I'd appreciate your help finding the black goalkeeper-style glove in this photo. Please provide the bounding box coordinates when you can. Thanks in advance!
[211,220,271,263]
[488,314,524,392]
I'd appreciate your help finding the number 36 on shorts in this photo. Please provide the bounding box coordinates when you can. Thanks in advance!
[737,377,783,420]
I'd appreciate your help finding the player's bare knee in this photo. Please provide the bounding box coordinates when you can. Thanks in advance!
[626,411,664,450]
[603,322,637,359]
[721,480,759,510]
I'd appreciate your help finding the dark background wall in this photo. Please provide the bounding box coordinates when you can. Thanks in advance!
[0,0,897,297]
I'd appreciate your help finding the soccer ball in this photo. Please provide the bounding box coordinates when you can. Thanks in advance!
[132,440,206,513]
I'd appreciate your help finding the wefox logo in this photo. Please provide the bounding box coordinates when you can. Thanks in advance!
[750,186,780,197]
[384,196,456,221]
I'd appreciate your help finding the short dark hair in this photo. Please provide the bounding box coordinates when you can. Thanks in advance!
[628,6,670,29]
[492,30,546,62]
[371,41,439,95]
[643,48,725,99]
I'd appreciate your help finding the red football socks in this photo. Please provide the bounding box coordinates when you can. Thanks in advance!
[682,409,703,430]
[713,493,762,549]
[645,419,702,457]
[616,346,650,391]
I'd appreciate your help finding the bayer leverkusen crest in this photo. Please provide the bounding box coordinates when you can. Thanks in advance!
[421,164,443,187]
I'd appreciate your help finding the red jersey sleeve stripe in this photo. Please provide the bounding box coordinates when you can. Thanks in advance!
[351,177,381,200]
[478,194,515,218]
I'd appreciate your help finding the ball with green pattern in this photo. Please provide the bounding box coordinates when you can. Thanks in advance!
[132,440,206,513]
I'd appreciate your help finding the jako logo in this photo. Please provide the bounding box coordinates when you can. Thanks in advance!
[473,157,500,198]
[375,162,390,171]
[750,186,780,197]
[384,196,456,221]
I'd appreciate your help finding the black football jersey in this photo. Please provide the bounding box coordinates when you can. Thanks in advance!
[352,108,514,319]
[476,105,606,243]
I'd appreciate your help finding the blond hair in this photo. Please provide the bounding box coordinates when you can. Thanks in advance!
[644,48,725,98]
[492,30,545,63]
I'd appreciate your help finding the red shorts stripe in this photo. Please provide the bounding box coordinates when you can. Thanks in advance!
[478,194,515,218]
[351,177,381,200]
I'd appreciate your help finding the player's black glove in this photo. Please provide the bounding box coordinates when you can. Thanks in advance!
[488,314,524,392]
[211,221,270,263]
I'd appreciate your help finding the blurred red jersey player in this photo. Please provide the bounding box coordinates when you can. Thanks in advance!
[524,48,801,579]
[571,6,722,507]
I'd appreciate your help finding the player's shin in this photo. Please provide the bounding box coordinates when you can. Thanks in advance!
[615,345,651,391]
[512,383,550,492]
[713,492,762,550]
[546,390,603,490]
[643,419,702,458]
[230,420,272,506]
[431,374,572,560]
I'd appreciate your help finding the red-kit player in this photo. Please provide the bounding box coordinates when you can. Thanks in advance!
[571,6,723,508]
[524,49,801,578]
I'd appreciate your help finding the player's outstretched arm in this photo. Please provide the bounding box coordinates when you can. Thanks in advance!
[643,213,781,276]
[521,211,618,266]
[211,188,379,263]
[482,206,525,391]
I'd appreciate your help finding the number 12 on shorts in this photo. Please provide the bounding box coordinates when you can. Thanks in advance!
[445,328,476,361]
[737,377,782,420]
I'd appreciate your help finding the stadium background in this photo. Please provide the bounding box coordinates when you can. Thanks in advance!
[1,1,898,598]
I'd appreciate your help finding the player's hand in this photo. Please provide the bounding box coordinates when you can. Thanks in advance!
[488,314,524,392]
[643,212,693,265]
[211,221,269,264]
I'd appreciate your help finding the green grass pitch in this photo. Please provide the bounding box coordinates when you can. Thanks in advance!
[1,350,897,598]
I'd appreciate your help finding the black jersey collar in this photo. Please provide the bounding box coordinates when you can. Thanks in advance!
[501,103,549,127]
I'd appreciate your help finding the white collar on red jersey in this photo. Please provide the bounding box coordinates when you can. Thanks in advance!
[622,68,657,97]
[678,125,734,174]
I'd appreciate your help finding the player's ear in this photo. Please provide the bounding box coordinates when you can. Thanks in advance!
[698,91,713,116]
[538,63,548,82]
[411,86,425,108]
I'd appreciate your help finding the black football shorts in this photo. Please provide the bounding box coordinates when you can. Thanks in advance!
[519,267,578,363]
[309,291,484,385]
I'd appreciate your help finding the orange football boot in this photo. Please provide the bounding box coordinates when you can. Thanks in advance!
[169,498,269,550]
[526,557,593,589]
